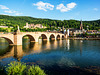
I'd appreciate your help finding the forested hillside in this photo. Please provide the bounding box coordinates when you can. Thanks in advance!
[0,15,100,30]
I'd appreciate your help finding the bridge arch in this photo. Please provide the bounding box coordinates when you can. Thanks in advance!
[56,35,60,40]
[41,34,47,40]
[0,37,13,45]
[50,34,55,40]
[22,34,35,42]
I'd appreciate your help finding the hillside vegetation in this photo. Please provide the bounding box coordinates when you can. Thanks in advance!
[0,15,100,30]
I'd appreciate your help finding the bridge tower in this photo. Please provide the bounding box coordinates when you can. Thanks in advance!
[14,26,22,45]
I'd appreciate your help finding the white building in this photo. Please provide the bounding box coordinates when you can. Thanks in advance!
[0,26,13,28]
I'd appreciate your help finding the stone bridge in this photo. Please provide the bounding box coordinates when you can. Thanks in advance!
[0,32,66,45]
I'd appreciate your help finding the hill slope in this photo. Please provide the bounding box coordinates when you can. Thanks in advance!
[0,15,100,30]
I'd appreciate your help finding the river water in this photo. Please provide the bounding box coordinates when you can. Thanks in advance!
[0,39,100,75]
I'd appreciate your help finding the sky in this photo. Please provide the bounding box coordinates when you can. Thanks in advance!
[0,0,100,21]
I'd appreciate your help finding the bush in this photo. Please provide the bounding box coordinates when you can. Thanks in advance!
[6,61,26,75]
[27,65,46,75]
[5,61,46,75]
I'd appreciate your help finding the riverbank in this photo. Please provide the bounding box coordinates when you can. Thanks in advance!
[68,37,100,40]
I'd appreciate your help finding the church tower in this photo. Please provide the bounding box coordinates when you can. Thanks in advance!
[80,20,83,31]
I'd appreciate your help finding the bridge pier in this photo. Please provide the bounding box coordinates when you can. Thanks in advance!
[14,33,22,45]
[35,38,39,42]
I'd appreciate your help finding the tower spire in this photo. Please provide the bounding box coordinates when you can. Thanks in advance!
[80,19,83,31]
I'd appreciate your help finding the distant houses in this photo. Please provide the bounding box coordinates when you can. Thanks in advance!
[0,26,13,28]
[24,23,47,29]
[86,30,97,34]
[68,28,83,36]
[68,20,84,36]
[67,20,100,38]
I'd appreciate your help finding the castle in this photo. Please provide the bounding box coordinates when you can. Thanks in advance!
[24,23,47,29]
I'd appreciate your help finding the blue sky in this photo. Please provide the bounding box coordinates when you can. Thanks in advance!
[0,0,100,21]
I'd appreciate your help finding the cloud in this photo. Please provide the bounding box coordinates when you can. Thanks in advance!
[33,1,54,11]
[4,10,22,15]
[67,2,77,9]
[4,10,16,13]
[4,10,23,15]
[56,4,70,12]
[0,4,22,15]
[0,5,9,9]
[1,13,9,15]
[93,8,98,11]
[56,2,77,12]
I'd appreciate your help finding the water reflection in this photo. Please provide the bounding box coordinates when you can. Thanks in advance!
[0,39,69,60]
[0,41,13,56]
[80,40,83,56]
[67,39,70,50]
[0,39,100,69]
[14,45,24,61]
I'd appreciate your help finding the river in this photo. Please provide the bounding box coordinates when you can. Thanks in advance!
[0,38,100,75]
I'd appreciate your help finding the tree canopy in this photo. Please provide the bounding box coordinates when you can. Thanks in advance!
[0,15,100,31]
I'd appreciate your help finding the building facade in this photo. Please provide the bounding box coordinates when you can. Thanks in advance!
[24,23,47,29]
